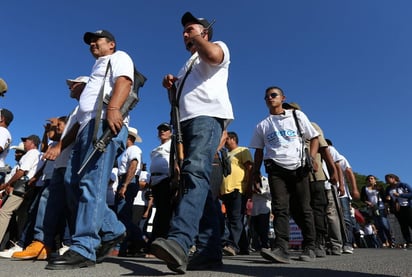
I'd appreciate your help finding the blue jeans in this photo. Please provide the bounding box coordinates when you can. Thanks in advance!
[34,168,71,248]
[221,189,243,252]
[339,197,354,246]
[64,119,127,260]
[115,180,141,252]
[168,116,223,258]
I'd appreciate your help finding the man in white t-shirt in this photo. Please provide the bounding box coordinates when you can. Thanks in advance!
[115,127,143,256]
[0,108,13,183]
[0,135,41,246]
[326,139,360,254]
[249,86,319,264]
[45,30,134,270]
[152,12,234,273]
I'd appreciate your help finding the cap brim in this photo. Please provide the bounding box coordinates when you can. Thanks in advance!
[181,12,201,26]
[83,32,105,44]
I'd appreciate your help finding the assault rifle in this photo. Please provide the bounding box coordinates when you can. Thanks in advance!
[77,69,146,175]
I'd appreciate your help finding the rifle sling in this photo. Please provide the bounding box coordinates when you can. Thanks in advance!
[92,60,112,144]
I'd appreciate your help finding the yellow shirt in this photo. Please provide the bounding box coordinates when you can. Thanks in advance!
[220,146,253,195]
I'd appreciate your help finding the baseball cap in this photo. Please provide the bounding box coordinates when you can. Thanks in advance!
[83,30,116,45]
[128,127,142,143]
[21,134,41,147]
[66,76,89,87]
[10,142,26,153]
[157,122,171,131]
[181,12,213,40]
[0,78,7,96]
[0,108,13,125]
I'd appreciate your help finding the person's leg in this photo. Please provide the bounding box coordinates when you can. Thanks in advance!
[339,197,354,252]
[166,116,223,253]
[150,180,173,241]
[64,120,127,261]
[325,188,343,253]
[309,181,328,248]
[220,190,242,252]
[290,176,316,251]
[0,194,24,244]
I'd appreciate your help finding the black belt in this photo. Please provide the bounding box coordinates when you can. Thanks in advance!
[151,172,167,176]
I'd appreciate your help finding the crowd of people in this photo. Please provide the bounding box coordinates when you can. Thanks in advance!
[0,11,411,274]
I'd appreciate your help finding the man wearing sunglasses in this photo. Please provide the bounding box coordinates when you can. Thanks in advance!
[249,86,319,264]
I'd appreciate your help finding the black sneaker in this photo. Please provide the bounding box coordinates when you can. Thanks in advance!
[315,245,326,258]
[187,252,223,271]
[260,247,290,264]
[299,248,316,262]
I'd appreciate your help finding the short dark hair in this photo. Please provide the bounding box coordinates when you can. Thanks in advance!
[265,86,284,96]
[227,131,239,144]
[325,138,333,146]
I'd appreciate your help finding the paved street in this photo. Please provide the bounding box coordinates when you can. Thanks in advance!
[0,248,410,277]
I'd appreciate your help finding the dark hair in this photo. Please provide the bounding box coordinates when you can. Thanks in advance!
[365,175,376,182]
[325,138,333,146]
[385,173,400,182]
[265,86,284,96]
[227,131,239,144]
[58,116,68,123]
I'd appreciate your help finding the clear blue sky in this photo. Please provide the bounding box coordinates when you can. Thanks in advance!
[1,1,411,185]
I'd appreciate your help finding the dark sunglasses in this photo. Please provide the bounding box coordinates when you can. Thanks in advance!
[264,92,280,100]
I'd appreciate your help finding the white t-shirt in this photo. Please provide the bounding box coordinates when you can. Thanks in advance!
[77,50,134,131]
[176,41,234,127]
[249,109,319,170]
[19,148,41,179]
[106,167,118,206]
[149,139,171,186]
[251,176,271,216]
[0,127,11,167]
[118,144,142,176]
[133,171,150,206]
[329,146,352,199]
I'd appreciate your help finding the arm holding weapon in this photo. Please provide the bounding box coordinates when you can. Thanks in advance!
[77,69,147,175]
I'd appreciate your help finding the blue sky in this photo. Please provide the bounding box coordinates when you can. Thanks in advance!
[1,1,411,185]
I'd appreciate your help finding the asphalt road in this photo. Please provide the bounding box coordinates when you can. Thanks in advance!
[0,248,410,277]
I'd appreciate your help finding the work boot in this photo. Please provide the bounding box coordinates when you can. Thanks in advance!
[12,241,50,260]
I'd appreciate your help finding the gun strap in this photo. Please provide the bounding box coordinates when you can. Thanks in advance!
[292,109,306,167]
[175,55,198,106]
[92,60,112,144]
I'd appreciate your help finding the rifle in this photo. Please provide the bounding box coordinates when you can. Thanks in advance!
[168,85,185,203]
[77,69,147,175]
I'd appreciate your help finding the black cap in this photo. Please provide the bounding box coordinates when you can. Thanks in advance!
[21,134,41,147]
[157,122,171,131]
[181,12,213,40]
[0,108,13,125]
[83,30,116,45]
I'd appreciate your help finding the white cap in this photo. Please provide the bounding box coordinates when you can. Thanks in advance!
[10,142,25,152]
[66,76,89,86]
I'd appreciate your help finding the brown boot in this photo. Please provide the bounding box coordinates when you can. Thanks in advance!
[12,241,50,260]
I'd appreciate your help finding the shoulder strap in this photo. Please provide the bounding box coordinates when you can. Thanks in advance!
[292,109,306,165]
[176,56,198,105]
[93,60,112,143]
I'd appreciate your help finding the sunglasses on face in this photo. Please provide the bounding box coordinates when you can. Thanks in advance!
[264,92,280,100]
